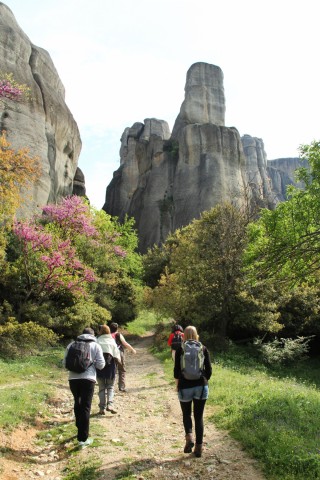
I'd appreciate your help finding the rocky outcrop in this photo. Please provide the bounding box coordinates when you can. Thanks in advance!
[267,157,308,201]
[104,63,247,252]
[104,61,304,252]
[0,2,82,216]
[72,167,86,197]
[172,62,225,139]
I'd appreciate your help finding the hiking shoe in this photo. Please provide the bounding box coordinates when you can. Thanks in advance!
[78,438,93,448]
[99,409,106,415]
[107,405,117,414]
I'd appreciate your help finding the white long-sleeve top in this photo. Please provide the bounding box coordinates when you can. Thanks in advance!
[63,333,105,382]
[97,334,121,362]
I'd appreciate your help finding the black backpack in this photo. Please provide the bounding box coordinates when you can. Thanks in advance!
[97,352,116,380]
[171,331,183,351]
[65,339,93,373]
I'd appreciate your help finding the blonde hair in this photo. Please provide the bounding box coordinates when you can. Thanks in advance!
[99,324,110,335]
[184,325,199,341]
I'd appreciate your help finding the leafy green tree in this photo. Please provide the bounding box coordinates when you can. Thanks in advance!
[152,203,281,341]
[245,141,320,285]
[0,196,142,347]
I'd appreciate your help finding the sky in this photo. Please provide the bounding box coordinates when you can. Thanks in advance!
[2,0,320,209]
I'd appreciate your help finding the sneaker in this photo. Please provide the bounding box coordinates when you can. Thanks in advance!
[78,438,93,448]
[99,409,106,415]
[119,388,127,392]
[107,405,117,414]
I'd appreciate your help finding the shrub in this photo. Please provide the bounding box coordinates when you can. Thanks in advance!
[254,336,313,365]
[0,318,59,358]
[53,301,112,339]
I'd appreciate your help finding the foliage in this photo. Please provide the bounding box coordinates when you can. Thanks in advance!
[254,336,313,365]
[142,244,170,288]
[245,140,320,285]
[0,72,31,102]
[0,315,59,358]
[150,203,282,340]
[0,196,142,352]
[0,132,41,261]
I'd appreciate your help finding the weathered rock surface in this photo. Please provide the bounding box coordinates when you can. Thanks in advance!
[172,62,225,139]
[0,2,82,216]
[104,62,304,252]
[267,157,308,201]
[72,167,86,197]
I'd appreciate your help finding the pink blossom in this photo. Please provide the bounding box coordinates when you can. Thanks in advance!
[0,81,22,100]
[43,196,98,237]
[13,221,53,250]
[114,245,127,258]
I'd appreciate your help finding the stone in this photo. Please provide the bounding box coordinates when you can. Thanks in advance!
[171,62,225,139]
[0,3,82,217]
[103,62,306,252]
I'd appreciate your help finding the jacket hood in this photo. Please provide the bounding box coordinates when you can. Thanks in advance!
[76,333,97,342]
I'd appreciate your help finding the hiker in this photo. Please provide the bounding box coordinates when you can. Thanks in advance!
[96,324,121,414]
[110,322,136,392]
[63,327,105,448]
[168,323,184,360]
[174,325,212,458]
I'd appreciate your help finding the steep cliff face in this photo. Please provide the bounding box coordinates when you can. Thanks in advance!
[267,157,308,201]
[104,62,303,252]
[104,63,248,252]
[0,3,82,216]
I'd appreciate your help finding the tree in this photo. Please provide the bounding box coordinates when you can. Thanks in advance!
[245,140,320,285]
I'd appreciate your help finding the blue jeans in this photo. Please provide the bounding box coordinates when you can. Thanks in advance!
[178,385,209,402]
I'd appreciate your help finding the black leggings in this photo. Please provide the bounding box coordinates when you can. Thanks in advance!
[179,399,206,444]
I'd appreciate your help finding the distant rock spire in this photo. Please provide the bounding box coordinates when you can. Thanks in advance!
[172,62,225,139]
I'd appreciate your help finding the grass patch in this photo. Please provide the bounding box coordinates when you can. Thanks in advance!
[125,310,160,336]
[210,348,320,479]
[0,347,65,429]
[62,457,101,480]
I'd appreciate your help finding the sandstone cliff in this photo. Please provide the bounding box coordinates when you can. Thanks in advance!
[104,61,303,253]
[0,2,82,216]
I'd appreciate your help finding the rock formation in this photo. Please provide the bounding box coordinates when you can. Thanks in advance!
[104,62,302,253]
[0,2,82,217]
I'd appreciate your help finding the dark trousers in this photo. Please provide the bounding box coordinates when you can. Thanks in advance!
[179,399,207,444]
[69,379,95,442]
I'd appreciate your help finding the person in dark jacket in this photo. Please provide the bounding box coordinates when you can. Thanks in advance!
[174,325,212,458]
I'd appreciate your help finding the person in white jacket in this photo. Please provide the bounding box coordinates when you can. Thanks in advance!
[96,324,121,414]
[63,327,105,448]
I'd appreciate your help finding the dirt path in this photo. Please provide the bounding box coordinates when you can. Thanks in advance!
[0,334,266,480]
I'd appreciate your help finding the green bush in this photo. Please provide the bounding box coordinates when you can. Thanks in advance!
[54,301,112,338]
[0,318,59,358]
[254,336,313,366]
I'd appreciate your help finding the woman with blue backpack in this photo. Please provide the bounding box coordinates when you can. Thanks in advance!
[174,325,212,458]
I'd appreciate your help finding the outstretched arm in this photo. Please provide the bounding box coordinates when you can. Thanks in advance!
[120,334,136,354]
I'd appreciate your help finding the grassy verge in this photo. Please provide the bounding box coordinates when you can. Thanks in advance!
[152,331,320,480]
[211,348,320,480]
[0,348,64,429]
